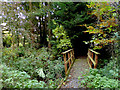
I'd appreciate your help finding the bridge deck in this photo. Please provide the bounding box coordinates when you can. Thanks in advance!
[61,56,89,88]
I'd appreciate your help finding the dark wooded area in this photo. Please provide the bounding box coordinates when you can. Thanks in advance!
[0,2,119,89]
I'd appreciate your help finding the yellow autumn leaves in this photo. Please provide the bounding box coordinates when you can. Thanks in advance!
[84,26,104,34]
[93,39,114,44]
[83,2,117,49]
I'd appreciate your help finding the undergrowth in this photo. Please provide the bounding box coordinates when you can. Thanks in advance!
[78,59,119,88]
[1,47,65,88]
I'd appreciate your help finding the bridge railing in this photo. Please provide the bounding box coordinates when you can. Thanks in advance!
[87,49,100,69]
[61,49,75,75]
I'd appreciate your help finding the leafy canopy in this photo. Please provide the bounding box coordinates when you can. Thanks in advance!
[83,2,118,49]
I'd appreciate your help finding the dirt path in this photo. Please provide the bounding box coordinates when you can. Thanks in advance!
[61,56,89,88]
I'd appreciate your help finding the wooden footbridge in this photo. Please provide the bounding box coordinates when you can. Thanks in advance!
[57,48,100,88]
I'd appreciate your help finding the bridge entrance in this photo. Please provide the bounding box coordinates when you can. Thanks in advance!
[72,32,91,58]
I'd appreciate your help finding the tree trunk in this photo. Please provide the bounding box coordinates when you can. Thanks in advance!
[29,1,33,48]
[48,2,51,48]
[23,35,25,47]
[39,16,43,46]
[17,30,19,47]
[44,14,47,46]
[43,2,48,46]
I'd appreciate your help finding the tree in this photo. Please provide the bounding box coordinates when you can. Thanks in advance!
[83,2,118,50]
[53,2,91,39]
[49,3,91,38]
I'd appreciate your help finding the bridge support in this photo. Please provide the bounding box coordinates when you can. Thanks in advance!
[62,49,75,75]
[87,49,100,69]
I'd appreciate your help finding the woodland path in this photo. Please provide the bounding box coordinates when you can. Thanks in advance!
[61,56,89,88]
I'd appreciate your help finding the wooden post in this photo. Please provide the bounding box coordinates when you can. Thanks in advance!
[87,49,100,68]
[61,49,75,75]
[88,50,92,68]
[70,51,71,62]
[94,54,98,69]
[91,52,94,67]
[70,51,73,63]
[63,54,67,74]
[72,49,74,63]
[68,52,71,67]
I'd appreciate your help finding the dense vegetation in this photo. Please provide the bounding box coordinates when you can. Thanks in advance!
[78,2,120,89]
[1,47,64,88]
[0,1,119,89]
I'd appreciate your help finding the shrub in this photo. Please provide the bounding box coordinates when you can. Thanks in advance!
[1,64,46,88]
[3,34,12,47]
[78,60,119,88]
[2,47,65,88]
[80,74,119,88]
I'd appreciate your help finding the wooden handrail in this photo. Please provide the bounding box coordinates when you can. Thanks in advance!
[87,49,100,69]
[65,56,72,64]
[89,49,100,55]
[88,54,96,65]
[61,49,75,75]
[61,49,73,54]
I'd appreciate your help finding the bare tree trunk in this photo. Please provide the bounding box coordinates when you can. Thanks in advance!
[39,16,42,46]
[41,16,44,44]
[29,1,33,48]
[44,14,47,46]
[48,2,51,48]
[43,2,48,46]
[40,3,45,46]
[17,30,19,47]
[23,35,25,47]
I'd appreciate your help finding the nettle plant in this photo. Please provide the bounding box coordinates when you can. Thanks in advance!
[82,2,118,50]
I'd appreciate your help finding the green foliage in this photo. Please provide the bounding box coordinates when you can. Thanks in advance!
[113,31,120,61]
[78,60,119,88]
[79,73,119,88]
[2,47,64,88]
[97,59,109,68]
[100,60,119,79]
[1,64,46,88]
[83,2,118,50]
[51,22,72,52]
[53,2,89,28]
[3,33,12,47]
[53,2,91,40]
